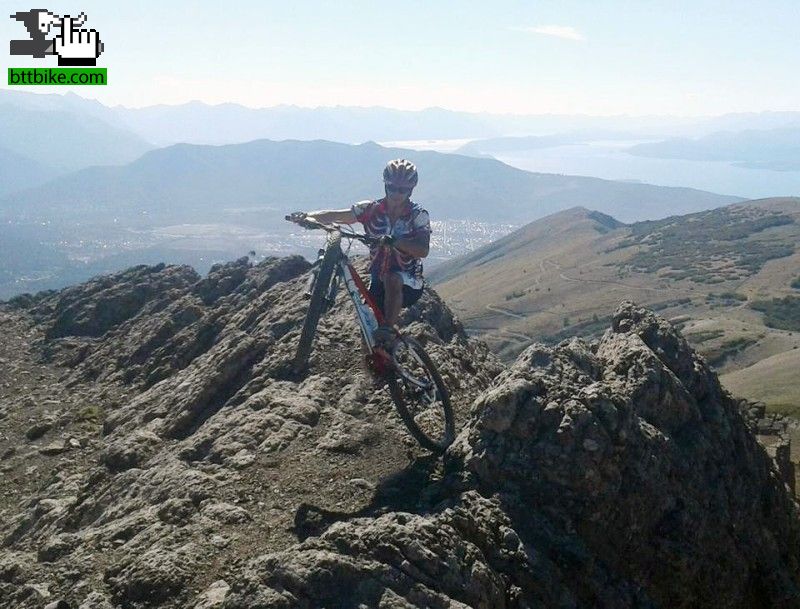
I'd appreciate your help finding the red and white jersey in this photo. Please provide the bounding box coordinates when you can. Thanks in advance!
[351,198,431,289]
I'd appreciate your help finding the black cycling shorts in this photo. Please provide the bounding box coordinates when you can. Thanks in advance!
[368,273,424,313]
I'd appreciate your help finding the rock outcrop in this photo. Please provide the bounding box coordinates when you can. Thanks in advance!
[0,259,798,609]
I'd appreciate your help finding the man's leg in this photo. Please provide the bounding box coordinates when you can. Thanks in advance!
[382,272,403,327]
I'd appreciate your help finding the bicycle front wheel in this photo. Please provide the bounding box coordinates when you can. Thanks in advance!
[292,234,341,373]
[387,335,454,453]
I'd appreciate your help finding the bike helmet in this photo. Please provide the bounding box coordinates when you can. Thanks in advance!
[383,159,418,189]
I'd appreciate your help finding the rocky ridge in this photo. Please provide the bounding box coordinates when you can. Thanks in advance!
[0,257,797,608]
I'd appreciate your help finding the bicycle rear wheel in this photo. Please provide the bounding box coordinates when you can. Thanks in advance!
[387,336,454,453]
[292,234,341,373]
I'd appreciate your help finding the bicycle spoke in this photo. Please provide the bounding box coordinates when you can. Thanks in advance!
[390,337,452,449]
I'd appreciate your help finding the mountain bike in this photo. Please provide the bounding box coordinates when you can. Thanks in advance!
[285,213,454,453]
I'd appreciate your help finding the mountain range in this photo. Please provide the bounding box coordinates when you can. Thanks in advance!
[0,103,152,176]
[628,128,800,171]
[1,139,741,226]
[0,138,743,299]
[5,89,800,147]
[0,90,700,145]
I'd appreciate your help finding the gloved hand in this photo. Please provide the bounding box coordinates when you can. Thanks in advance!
[286,211,307,223]
[376,235,395,247]
[287,211,321,229]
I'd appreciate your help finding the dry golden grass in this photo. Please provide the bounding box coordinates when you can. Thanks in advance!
[721,349,800,416]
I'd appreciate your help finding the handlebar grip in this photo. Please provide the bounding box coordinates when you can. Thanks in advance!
[286,213,319,230]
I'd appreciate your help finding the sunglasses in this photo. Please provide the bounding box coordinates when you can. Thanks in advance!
[385,184,413,195]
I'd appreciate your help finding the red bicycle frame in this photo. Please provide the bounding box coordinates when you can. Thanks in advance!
[337,256,393,374]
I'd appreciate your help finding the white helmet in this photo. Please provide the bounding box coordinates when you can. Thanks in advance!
[383,159,418,189]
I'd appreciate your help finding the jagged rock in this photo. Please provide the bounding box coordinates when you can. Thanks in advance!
[0,552,31,584]
[766,437,797,495]
[2,259,798,609]
[26,582,52,601]
[39,440,68,455]
[77,592,114,609]
[26,420,54,440]
[21,264,201,339]
[40,256,310,389]
[200,502,252,525]
[157,497,197,526]
[104,542,198,605]
[317,411,379,454]
[101,430,161,471]
[193,258,252,305]
[37,533,80,562]
[224,490,647,608]
[194,580,230,609]
[450,301,800,607]
[224,492,510,608]
[177,380,324,465]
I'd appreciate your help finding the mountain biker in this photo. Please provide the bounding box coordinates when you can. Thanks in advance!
[293,159,430,347]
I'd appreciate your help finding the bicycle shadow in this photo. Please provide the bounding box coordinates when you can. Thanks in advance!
[292,453,457,541]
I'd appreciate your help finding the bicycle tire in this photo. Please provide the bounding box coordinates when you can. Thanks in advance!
[292,234,341,373]
[387,336,454,453]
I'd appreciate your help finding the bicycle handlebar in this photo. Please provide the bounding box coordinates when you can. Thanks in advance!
[285,214,380,246]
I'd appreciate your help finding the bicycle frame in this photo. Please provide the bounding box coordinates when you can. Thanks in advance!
[321,240,396,374]
[334,247,433,388]
[295,218,431,385]
[289,215,453,452]
[338,258,385,346]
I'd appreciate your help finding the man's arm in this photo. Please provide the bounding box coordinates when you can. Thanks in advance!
[305,208,358,224]
[394,209,431,258]
[395,232,430,258]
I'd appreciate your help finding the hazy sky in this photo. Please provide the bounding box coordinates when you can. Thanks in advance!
[3,0,799,115]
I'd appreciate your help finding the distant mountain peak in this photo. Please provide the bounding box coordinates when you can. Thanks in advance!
[536,206,624,229]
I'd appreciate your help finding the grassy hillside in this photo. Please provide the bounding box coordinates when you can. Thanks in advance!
[721,349,800,417]
[431,197,800,413]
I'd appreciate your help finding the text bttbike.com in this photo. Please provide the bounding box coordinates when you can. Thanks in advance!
[8,67,107,86]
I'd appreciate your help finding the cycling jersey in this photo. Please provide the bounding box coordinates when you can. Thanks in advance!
[351,198,430,290]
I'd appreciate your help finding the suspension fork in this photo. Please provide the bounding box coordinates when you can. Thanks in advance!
[303,248,327,298]
[325,269,340,310]
[305,245,343,313]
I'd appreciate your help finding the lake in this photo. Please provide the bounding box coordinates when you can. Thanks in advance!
[381,139,800,200]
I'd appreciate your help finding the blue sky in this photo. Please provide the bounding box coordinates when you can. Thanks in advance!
[3,0,799,115]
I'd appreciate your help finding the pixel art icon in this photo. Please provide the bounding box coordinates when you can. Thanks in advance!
[10,9,104,66]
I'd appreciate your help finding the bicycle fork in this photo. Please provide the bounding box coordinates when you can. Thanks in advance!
[303,248,325,298]
[304,249,339,312]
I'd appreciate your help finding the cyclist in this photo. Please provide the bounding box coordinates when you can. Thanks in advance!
[293,159,430,347]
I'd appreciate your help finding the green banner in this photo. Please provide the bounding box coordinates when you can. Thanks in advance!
[8,67,107,86]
